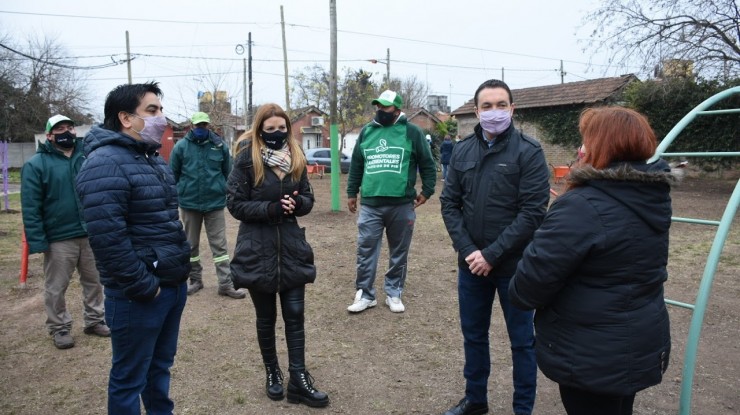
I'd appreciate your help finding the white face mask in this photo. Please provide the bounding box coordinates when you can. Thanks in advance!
[131,114,167,145]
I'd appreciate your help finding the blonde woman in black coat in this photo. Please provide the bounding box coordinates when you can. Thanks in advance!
[227,103,328,408]
[509,107,677,415]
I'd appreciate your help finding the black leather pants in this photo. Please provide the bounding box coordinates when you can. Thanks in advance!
[249,286,306,372]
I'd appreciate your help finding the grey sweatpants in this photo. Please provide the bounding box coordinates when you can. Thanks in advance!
[354,203,416,301]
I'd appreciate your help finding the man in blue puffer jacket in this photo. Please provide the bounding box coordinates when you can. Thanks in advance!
[76,82,191,415]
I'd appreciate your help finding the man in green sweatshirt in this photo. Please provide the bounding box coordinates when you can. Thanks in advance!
[346,90,436,314]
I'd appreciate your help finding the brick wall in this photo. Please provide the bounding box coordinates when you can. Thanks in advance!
[409,114,436,132]
[455,114,577,167]
[516,120,578,167]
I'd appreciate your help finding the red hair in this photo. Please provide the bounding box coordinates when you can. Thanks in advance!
[578,107,657,170]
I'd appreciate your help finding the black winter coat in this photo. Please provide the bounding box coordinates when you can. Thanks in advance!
[509,161,676,395]
[439,139,454,165]
[440,124,551,277]
[76,125,191,302]
[227,144,316,293]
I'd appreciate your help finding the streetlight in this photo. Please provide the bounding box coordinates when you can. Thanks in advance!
[369,48,390,88]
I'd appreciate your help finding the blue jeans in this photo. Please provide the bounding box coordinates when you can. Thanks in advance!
[354,203,415,300]
[442,163,449,180]
[105,283,187,415]
[458,267,537,415]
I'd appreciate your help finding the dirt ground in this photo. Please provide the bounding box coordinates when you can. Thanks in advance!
[0,173,738,415]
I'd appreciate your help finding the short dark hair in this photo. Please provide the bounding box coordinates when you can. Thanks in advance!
[103,82,163,131]
[473,79,513,107]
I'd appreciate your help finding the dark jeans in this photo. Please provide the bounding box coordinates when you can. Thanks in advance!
[105,283,187,415]
[559,385,636,415]
[458,267,537,415]
[249,286,306,372]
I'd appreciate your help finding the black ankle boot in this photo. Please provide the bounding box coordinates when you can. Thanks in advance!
[286,370,329,408]
[265,363,284,401]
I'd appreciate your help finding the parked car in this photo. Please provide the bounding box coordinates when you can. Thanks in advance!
[304,148,351,173]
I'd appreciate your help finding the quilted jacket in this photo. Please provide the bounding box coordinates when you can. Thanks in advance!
[76,125,191,302]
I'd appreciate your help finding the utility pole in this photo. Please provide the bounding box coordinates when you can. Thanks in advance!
[281,6,291,112]
[237,35,254,128]
[125,31,132,84]
[242,58,248,129]
[386,48,390,87]
[501,67,504,82]
[560,60,566,84]
[329,0,339,211]
[248,33,253,127]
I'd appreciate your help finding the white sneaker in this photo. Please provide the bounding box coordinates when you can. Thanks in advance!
[347,289,377,313]
[385,296,405,313]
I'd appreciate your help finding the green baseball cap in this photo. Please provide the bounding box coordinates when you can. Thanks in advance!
[371,90,403,109]
[190,112,211,124]
[45,114,75,133]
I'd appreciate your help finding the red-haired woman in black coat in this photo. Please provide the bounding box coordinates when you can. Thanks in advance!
[509,107,678,415]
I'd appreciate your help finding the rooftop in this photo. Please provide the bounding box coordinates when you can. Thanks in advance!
[451,74,638,115]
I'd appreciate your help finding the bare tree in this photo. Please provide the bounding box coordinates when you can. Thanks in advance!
[336,68,375,139]
[290,65,375,143]
[583,0,740,78]
[0,33,91,141]
[291,64,329,111]
[387,75,429,110]
[290,65,434,147]
[195,69,238,130]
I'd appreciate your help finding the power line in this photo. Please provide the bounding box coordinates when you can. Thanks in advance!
[87,69,287,82]
[30,51,564,75]
[0,9,620,70]
[0,42,130,70]
[0,10,273,26]
[287,23,616,69]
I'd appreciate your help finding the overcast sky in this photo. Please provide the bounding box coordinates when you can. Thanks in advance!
[0,0,637,123]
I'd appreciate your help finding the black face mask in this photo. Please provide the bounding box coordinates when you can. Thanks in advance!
[53,131,76,149]
[375,109,397,126]
[261,130,288,150]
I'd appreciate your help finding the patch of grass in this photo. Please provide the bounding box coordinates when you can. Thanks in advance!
[0,194,24,276]
[2,168,21,183]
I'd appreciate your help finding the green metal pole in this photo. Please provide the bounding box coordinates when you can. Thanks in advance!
[648,86,740,414]
[330,124,340,211]
[679,180,740,415]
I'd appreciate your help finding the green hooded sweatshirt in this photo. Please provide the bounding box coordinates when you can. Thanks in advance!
[347,114,436,206]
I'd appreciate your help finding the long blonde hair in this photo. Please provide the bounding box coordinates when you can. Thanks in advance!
[235,103,307,186]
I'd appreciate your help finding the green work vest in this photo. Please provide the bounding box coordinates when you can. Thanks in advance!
[358,123,412,198]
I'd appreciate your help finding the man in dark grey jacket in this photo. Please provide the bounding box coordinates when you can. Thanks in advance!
[439,79,550,415]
